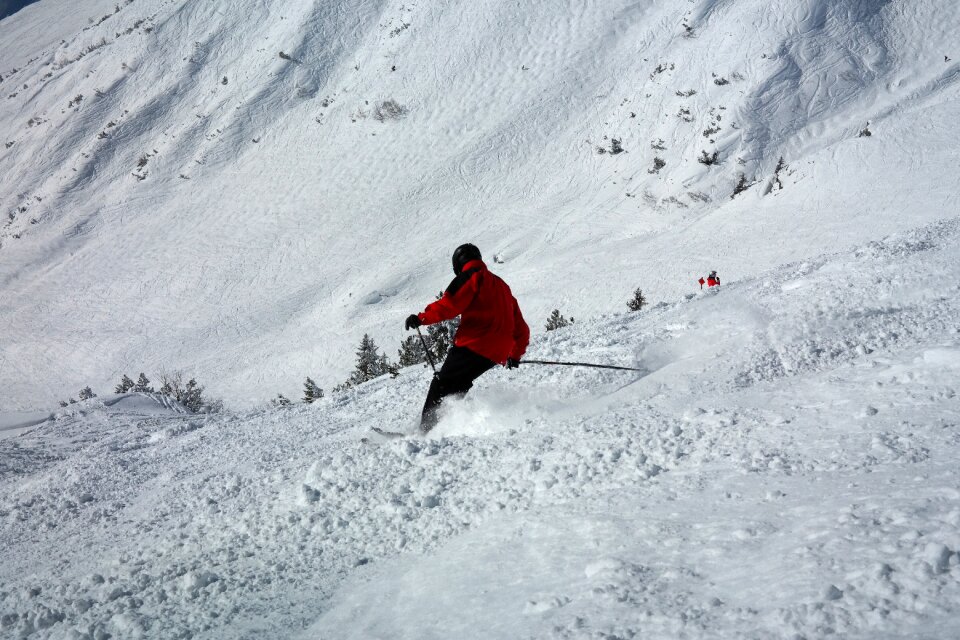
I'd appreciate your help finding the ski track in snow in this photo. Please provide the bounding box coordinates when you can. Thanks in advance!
[1,220,959,638]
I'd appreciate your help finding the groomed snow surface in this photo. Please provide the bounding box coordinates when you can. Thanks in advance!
[2,219,960,638]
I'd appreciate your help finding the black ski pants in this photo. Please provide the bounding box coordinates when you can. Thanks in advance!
[421,346,497,433]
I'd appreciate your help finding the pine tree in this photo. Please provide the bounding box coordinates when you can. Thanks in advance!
[303,377,324,403]
[157,372,211,413]
[348,334,391,385]
[545,309,573,331]
[427,319,458,363]
[78,386,97,400]
[181,378,204,412]
[114,374,135,394]
[133,373,153,393]
[627,288,647,312]
[397,335,427,367]
[422,291,458,364]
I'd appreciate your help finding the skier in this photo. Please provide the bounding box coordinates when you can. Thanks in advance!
[404,243,529,433]
[698,271,720,289]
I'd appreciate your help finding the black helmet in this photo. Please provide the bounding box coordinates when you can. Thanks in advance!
[452,243,482,275]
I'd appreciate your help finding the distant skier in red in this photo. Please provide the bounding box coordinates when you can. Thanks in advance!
[698,270,720,289]
[405,244,530,433]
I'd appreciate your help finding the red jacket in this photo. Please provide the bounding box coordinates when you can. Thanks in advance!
[418,259,529,364]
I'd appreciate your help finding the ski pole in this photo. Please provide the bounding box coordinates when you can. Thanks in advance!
[519,359,644,372]
[416,326,439,378]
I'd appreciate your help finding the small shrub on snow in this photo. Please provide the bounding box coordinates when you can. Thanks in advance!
[373,99,408,122]
[732,173,754,198]
[597,138,624,155]
[698,150,719,166]
[545,309,574,332]
[114,374,135,393]
[78,386,97,400]
[272,394,292,407]
[159,371,220,413]
[133,373,154,392]
[302,377,324,403]
[627,288,647,312]
[765,156,788,194]
[648,157,666,174]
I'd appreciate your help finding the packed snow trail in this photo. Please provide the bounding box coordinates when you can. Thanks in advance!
[2,218,959,638]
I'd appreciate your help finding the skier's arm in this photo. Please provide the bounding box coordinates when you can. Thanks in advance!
[418,270,480,325]
[509,297,530,360]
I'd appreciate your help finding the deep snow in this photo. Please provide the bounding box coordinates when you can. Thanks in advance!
[2,219,959,638]
[1,0,959,638]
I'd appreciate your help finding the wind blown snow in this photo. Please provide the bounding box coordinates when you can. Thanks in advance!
[1,0,959,638]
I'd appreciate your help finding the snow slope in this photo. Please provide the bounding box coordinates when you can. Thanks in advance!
[1,0,957,408]
[1,1,959,637]
[1,218,959,638]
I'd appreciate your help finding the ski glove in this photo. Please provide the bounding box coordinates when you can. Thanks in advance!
[405,314,422,330]
[506,358,520,369]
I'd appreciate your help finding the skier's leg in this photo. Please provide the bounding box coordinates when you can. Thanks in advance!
[420,376,446,433]
[420,346,495,433]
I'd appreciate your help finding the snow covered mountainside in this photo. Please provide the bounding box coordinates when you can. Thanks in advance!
[0,0,957,407]
[1,0,960,638]
[2,219,960,638]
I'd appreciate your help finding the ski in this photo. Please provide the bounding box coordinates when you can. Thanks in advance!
[369,426,406,440]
